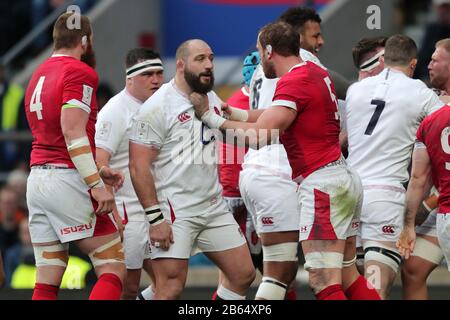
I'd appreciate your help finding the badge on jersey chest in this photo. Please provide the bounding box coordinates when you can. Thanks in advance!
[178,112,192,124]
[82,84,93,106]
[135,120,150,141]
[97,121,112,141]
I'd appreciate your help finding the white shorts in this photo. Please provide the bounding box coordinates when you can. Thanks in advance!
[123,221,151,269]
[298,165,362,242]
[27,168,117,244]
[224,197,261,255]
[239,167,299,234]
[150,208,246,259]
[359,186,405,243]
[437,213,450,271]
[416,209,438,237]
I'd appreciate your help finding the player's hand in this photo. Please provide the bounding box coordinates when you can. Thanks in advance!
[221,102,232,118]
[99,167,124,192]
[91,187,115,216]
[396,225,416,260]
[190,93,210,119]
[111,209,125,242]
[149,220,174,251]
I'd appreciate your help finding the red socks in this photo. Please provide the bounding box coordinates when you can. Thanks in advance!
[89,273,123,300]
[32,283,59,300]
[212,290,218,300]
[345,275,381,300]
[316,284,347,300]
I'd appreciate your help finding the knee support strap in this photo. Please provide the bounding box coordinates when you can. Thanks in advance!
[411,237,443,265]
[363,241,401,273]
[263,242,298,262]
[34,243,69,267]
[304,252,344,270]
[89,237,125,268]
[255,277,288,300]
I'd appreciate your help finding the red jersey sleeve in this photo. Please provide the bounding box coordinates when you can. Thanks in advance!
[272,76,305,112]
[62,63,98,113]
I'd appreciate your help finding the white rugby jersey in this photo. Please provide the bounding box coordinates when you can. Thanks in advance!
[346,68,443,187]
[130,80,226,219]
[95,89,145,221]
[244,49,324,177]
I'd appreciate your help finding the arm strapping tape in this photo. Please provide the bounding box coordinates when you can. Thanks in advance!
[67,136,104,189]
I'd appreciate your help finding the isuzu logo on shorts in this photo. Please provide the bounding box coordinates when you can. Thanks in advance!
[261,217,274,225]
[60,222,93,236]
[382,225,395,234]
[178,112,192,124]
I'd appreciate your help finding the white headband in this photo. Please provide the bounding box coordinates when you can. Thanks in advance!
[359,50,385,72]
[126,59,164,78]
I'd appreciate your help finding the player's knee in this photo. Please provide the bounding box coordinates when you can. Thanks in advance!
[34,243,69,268]
[239,264,256,287]
[263,242,298,284]
[226,261,256,289]
[89,237,126,279]
[304,251,344,293]
[159,279,185,299]
[363,241,401,274]
[401,259,427,284]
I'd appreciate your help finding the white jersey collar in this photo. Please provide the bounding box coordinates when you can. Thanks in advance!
[124,88,144,105]
[288,62,307,73]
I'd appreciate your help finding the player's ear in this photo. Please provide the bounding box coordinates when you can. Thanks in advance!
[266,45,273,59]
[81,35,88,50]
[176,58,185,71]
[410,58,418,70]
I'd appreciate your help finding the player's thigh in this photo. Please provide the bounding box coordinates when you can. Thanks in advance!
[198,211,253,277]
[149,217,196,260]
[123,221,150,270]
[240,169,299,235]
[360,187,405,243]
[436,213,450,272]
[151,258,189,287]
[27,168,97,244]
[299,166,361,242]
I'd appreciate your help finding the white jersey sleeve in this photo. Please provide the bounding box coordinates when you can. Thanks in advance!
[420,84,444,116]
[130,103,167,149]
[95,99,127,155]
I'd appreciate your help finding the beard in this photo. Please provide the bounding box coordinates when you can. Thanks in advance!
[430,74,447,91]
[262,60,277,79]
[184,68,214,94]
[81,41,96,69]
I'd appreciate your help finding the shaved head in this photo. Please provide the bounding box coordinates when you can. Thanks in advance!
[176,39,211,61]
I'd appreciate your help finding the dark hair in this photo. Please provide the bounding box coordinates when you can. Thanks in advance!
[53,13,92,50]
[126,48,161,68]
[352,36,387,68]
[259,22,300,57]
[384,34,417,66]
[278,7,321,33]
